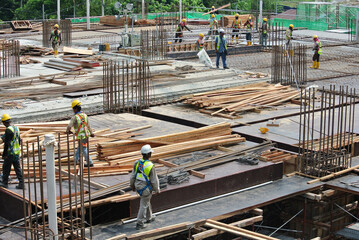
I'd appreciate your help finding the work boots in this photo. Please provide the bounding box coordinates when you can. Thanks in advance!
[310,61,317,68]
[16,182,24,190]
[315,62,320,69]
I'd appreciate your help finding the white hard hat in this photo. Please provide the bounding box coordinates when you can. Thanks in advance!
[219,28,225,33]
[141,144,153,154]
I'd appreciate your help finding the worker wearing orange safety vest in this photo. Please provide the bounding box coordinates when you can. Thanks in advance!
[130,145,160,230]
[66,100,95,167]
[231,14,241,43]
[311,35,322,69]
[243,16,253,46]
[206,14,218,40]
[175,19,192,43]
[197,33,205,51]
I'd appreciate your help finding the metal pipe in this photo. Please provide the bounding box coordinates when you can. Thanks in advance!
[43,134,59,240]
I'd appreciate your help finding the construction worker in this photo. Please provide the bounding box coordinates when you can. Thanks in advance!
[260,18,268,47]
[311,35,322,69]
[285,24,294,56]
[0,114,24,189]
[174,19,192,43]
[206,14,218,40]
[231,13,241,44]
[243,16,253,46]
[197,33,205,51]
[215,29,229,69]
[49,24,62,58]
[211,6,219,15]
[130,144,160,230]
[66,100,95,167]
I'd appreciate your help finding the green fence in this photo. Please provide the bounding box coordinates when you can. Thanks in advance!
[272,18,329,31]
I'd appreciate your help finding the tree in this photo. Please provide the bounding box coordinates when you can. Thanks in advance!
[0,0,18,21]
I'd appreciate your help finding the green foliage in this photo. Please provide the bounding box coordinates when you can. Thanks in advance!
[0,0,19,21]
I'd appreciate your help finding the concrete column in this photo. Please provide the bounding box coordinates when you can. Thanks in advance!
[57,0,60,21]
[179,0,182,21]
[102,0,105,17]
[87,0,90,30]
[142,0,145,19]
[44,134,58,240]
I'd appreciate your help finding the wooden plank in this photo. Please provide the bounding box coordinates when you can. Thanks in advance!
[63,46,94,55]
[127,222,192,240]
[202,4,231,16]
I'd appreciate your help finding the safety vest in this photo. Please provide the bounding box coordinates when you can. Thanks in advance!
[74,112,90,140]
[7,126,20,156]
[232,19,241,29]
[285,29,292,41]
[316,40,322,55]
[210,20,218,30]
[51,30,61,42]
[262,22,268,34]
[197,39,204,50]
[135,159,153,182]
[216,35,227,51]
[246,20,253,29]
[176,23,185,32]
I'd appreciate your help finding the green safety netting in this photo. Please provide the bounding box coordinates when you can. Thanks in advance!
[276,2,358,32]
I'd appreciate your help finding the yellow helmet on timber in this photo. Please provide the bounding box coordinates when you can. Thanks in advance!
[54,24,59,28]
[72,100,81,109]
[182,19,186,22]
[1,114,11,122]
[199,33,204,38]
[289,24,294,28]
[263,18,267,22]
[313,35,318,39]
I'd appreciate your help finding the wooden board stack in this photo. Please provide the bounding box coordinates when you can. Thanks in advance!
[181,83,299,119]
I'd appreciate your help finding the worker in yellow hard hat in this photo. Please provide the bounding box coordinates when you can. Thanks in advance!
[231,13,241,44]
[197,33,205,51]
[49,24,62,58]
[243,16,253,46]
[211,5,218,14]
[0,114,24,189]
[260,18,269,47]
[66,100,95,167]
[174,18,192,43]
[311,35,322,69]
[284,24,294,56]
[206,14,218,40]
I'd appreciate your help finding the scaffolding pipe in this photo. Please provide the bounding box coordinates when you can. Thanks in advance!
[87,0,90,30]
[44,134,58,240]
[57,0,60,21]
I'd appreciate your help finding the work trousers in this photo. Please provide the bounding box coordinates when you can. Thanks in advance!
[137,193,153,226]
[260,34,268,46]
[313,52,320,62]
[52,41,59,51]
[232,29,240,38]
[216,52,227,68]
[2,155,23,185]
[174,33,183,43]
[75,138,93,165]
[246,32,252,41]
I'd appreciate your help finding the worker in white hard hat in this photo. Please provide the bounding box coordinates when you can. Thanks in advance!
[0,114,24,189]
[66,100,95,167]
[130,144,160,230]
[49,24,62,58]
[197,33,205,51]
[215,29,229,69]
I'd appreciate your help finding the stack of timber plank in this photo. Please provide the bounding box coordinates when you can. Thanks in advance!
[44,59,83,71]
[100,16,132,26]
[220,14,255,28]
[260,149,298,174]
[181,83,299,119]
[20,45,53,56]
[97,123,245,165]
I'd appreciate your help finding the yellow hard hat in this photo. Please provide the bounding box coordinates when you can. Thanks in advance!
[249,16,252,20]
[289,24,294,28]
[54,24,59,28]
[263,18,267,22]
[235,13,240,17]
[313,35,318,39]
[199,33,204,38]
[259,127,269,134]
[72,100,81,109]
[1,114,11,122]
[182,19,186,22]
[211,14,215,18]
[212,6,215,8]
